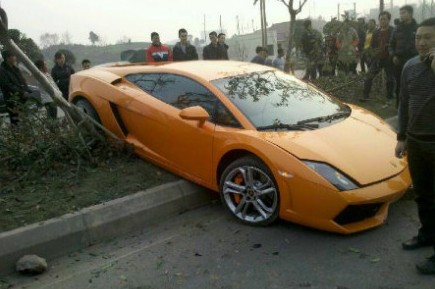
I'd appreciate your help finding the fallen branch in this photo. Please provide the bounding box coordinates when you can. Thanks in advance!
[0,7,124,147]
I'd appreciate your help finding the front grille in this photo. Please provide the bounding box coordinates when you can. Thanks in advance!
[334,203,383,225]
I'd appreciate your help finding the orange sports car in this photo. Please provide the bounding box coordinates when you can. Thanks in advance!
[69,61,411,234]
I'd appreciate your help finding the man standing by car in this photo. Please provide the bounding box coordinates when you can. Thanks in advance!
[361,11,394,106]
[173,28,198,61]
[395,17,435,275]
[203,31,226,60]
[389,5,418,106]
[51,51,75,100]
[301,19,323,80]
[146,32,173,62]
[0,50,37,125]
[218,33,229,60]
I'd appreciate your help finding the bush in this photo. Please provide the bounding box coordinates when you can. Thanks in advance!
[0,103,117,194]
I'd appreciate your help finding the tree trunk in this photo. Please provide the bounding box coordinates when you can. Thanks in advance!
[284,13,297,73]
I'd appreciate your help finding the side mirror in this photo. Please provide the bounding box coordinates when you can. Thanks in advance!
[179,106,209,124]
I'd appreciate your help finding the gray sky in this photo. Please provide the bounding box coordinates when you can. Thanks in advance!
[2,0,416,45]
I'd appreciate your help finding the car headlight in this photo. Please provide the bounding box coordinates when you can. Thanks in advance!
[303,161,359,191]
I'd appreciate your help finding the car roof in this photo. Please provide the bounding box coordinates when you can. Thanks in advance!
[95,60,272,81]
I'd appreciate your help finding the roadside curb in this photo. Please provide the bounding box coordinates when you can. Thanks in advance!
[0,180,216,276]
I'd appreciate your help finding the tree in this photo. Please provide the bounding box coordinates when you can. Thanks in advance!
[279,0,309,72]
[39,32,59,48]
[5,28,43,61]
[89,31,99,45]
[61,31,72,45]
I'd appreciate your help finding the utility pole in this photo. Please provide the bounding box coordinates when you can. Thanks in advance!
[380,0,384,13]
[354,2,356,20]
[260,0,267,48]
[238,16,241,35]
[337,4,340,20]
[220,15,222,33]
[423,0,426,20]
[203,14,206,42]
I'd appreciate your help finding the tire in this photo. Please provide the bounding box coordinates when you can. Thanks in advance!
[220,156,280,226]
[75,99,100,123]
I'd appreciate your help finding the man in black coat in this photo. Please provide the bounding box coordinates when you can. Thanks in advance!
[0,50,35,125]
[51,51,75,100]
[173,28,199,61]
[389,5,418,105]
[202,31,227,60]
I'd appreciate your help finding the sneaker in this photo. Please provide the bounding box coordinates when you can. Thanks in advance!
[402,236,432,250]
[416,255,435,275]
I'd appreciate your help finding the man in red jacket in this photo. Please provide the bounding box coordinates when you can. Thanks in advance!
[146,32,173,62]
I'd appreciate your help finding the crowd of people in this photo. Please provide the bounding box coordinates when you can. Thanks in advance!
[298,5,420,109]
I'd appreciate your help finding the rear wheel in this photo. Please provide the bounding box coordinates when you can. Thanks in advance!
[75,98,100,123]
[220,156,279,226]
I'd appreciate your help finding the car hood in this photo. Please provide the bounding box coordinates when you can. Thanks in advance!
[261,107,405,186]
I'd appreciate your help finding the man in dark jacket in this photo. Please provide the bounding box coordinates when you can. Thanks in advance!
[173,28,199,61]
[301,19,323,80]
[389,5,418,105]
[51,51,75,100]
[202,31,227,60]
[361,11,394,105]
[395,17,435,275]
[218,33,229,60]
[0,50,35,125]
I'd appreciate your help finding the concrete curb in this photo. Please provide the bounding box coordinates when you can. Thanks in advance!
[0,180,216,276]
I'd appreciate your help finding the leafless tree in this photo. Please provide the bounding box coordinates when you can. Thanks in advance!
[61,31,72,45]
[39,32,59,48]
[279,0,309,72]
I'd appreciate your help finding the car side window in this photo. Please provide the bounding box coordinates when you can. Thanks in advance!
[126,73,241,127]
[124,73,161,94]
[126,73,216,114]
[215,101,241,128]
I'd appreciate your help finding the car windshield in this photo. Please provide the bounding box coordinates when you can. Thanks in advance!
[212,70,350,129]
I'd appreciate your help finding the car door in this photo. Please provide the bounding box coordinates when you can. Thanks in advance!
[125,73,218,185]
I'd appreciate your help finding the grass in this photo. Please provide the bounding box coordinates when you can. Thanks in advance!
[313,72,398,120]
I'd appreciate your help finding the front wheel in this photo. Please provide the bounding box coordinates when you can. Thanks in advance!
[220,156,279,226]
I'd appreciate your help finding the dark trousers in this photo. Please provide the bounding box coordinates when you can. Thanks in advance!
[363,58,394,100]
[407,135,435,246]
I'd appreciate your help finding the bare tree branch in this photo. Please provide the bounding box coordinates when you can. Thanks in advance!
[280,0,290,9]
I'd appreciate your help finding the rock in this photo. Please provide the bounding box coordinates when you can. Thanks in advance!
[16,255,47,275]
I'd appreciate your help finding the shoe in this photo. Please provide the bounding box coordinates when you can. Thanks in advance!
[402,236,432,250]
[416,255,435,275]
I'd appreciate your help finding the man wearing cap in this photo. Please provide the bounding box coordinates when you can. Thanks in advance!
[146,32,173,62]
[0,50,36,125]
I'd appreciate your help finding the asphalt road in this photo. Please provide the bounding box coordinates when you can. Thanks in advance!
[4,200,435,289]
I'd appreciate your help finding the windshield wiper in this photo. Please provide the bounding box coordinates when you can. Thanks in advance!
[256,123,319,131]
[296,111,351,125]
